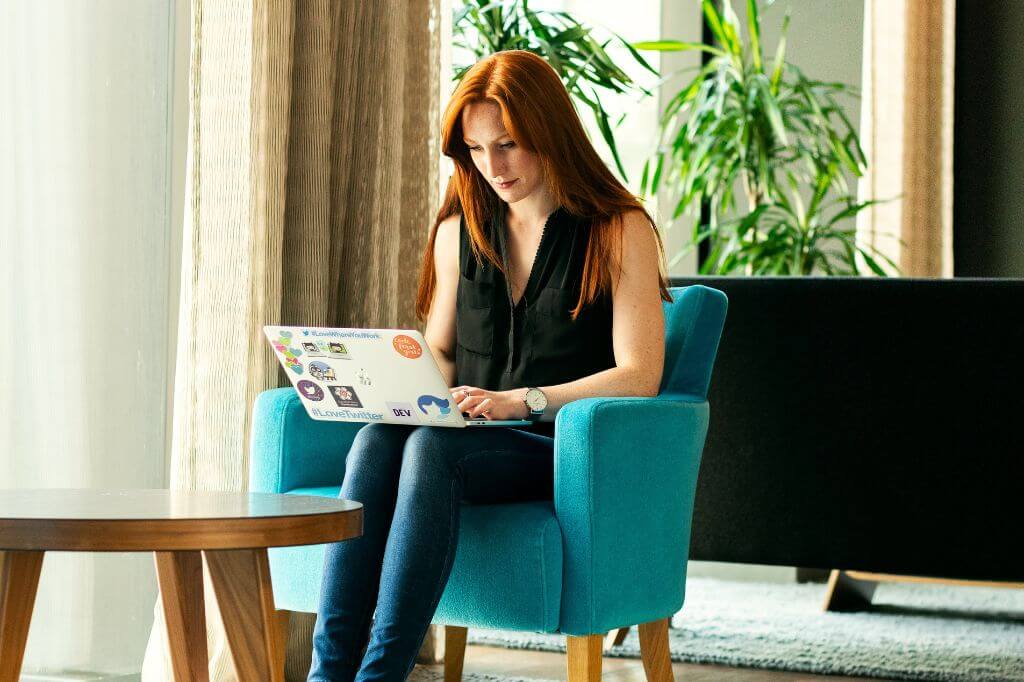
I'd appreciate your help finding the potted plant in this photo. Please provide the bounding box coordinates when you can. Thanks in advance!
[637,0,899,275]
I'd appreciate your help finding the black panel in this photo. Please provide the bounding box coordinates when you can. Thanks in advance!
[672,276,1024,581]
[954,0,1024,277]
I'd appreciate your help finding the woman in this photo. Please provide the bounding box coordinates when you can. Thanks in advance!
[309,49,670,680]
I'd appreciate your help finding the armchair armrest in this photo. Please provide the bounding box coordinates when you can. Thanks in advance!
[249,388,364,493]
[553,394,709,635]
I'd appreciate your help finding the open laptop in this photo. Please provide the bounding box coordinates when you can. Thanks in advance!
[263,325,530,428]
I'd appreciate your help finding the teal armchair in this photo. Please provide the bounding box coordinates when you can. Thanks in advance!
[250,285,727,680]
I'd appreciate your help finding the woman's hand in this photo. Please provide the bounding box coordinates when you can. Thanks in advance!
[450,386,527,421]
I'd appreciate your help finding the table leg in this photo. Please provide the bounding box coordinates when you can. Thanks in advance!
[0,550,44,682]
[155,551,209,681]
[203,548,283,682]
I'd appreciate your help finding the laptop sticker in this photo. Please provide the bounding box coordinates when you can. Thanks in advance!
[326,342,351,359]
[328,385,363,408]
[356,368,373,386]
[296,380,324,401]
[271,331,304,374]
[392,334,423,359]
[308,361,336,382]
[417,394,455,423]
[300,341,324,357]
[310,406,384,421]
[385,401,418,424]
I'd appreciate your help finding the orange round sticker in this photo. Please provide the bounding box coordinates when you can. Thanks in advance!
[392,334,423,359]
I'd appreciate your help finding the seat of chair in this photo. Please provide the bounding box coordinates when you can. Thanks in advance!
[270,488,562,633]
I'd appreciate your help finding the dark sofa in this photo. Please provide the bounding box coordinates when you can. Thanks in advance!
[670,276,1024,582]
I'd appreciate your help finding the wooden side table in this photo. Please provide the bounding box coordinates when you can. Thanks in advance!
[0,489,362,682]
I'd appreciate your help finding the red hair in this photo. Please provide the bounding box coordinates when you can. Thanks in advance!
[415,49,669,320]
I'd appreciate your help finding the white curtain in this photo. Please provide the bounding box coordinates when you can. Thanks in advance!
[0,0,186,675]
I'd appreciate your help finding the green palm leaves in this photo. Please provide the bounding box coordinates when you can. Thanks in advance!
[637,0,898,275]
[453,0,656,181]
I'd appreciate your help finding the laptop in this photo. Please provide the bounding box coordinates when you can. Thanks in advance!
[263,325,530,428]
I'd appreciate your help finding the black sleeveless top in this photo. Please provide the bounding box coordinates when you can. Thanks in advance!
[455,204,615,435]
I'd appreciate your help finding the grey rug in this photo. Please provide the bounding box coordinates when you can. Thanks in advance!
[410,672,542,682]
[459,577,1024,681]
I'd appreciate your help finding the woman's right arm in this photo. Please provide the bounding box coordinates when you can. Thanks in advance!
[423,214,461,386]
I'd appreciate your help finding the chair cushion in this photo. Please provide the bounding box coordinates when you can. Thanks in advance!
[266,488,344,613]
[269,489,562,634]
[433,501,562,633]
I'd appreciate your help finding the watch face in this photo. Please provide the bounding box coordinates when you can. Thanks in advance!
[525,388,547,411]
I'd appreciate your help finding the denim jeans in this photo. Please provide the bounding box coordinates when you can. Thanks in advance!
[308,423,555,681]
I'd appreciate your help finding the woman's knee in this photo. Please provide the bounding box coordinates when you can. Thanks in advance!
[399,427,463,484]
[343,423,407,481]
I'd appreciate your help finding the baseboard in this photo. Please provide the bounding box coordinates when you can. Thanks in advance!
[20,672,140,682]
[687,561,797,583]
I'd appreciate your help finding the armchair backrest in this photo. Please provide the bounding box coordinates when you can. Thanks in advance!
[660,285,728,398]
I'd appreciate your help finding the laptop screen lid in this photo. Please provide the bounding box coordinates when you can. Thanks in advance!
[263,326,528,428]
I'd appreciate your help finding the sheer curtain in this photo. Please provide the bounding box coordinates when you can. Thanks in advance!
[140,1,442,678]
[857,0,956,277]
[0,0,187,676]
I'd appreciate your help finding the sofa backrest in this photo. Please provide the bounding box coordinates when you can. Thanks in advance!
[660,285,729,398]
[672,275,1024,581]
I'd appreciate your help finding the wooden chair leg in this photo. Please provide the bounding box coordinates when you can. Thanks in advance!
[566,633,603,682]
[203,548,283,682]
[638,618,674,682]
[444,625,468,682]
[154,551,209,682]
[417,623,445,663]
[605,625,630,650]
[275,609,291,678]
[0,550,45,682]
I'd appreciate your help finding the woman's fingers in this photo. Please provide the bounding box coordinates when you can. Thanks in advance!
[468,398,493,419]
[450,391,515,419]
[452,387,501,418]
[451,386,479,404]
[457,393,488,414]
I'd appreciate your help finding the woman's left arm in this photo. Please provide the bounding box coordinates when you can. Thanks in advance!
[454,210,665,420]
[532,209,665,414]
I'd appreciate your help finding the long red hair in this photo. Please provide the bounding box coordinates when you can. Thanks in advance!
[415,49,670,321]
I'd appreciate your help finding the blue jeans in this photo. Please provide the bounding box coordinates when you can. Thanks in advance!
[308,423,555,681]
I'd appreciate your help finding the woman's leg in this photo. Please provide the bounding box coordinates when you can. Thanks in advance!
[308,423,415,681]
[354,425,555,681]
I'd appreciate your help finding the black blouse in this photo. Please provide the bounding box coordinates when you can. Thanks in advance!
[454,204,616,435]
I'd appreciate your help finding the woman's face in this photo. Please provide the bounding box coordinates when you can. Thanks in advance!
[461,100,545,205]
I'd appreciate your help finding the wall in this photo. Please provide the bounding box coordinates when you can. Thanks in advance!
[0,0,186,676]
[953,0,1024,277]
[656,0,703,276]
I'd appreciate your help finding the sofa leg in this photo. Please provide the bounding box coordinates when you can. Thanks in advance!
[566,633,603,682]
[638,618,673,681]
[443,625,467,681]
[274,609,290,677]
[823,569,878,612]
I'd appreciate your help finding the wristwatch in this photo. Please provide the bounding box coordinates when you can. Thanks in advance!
[523,387,547,422]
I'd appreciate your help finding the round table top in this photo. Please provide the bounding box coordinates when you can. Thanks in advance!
[0,489,362,552]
